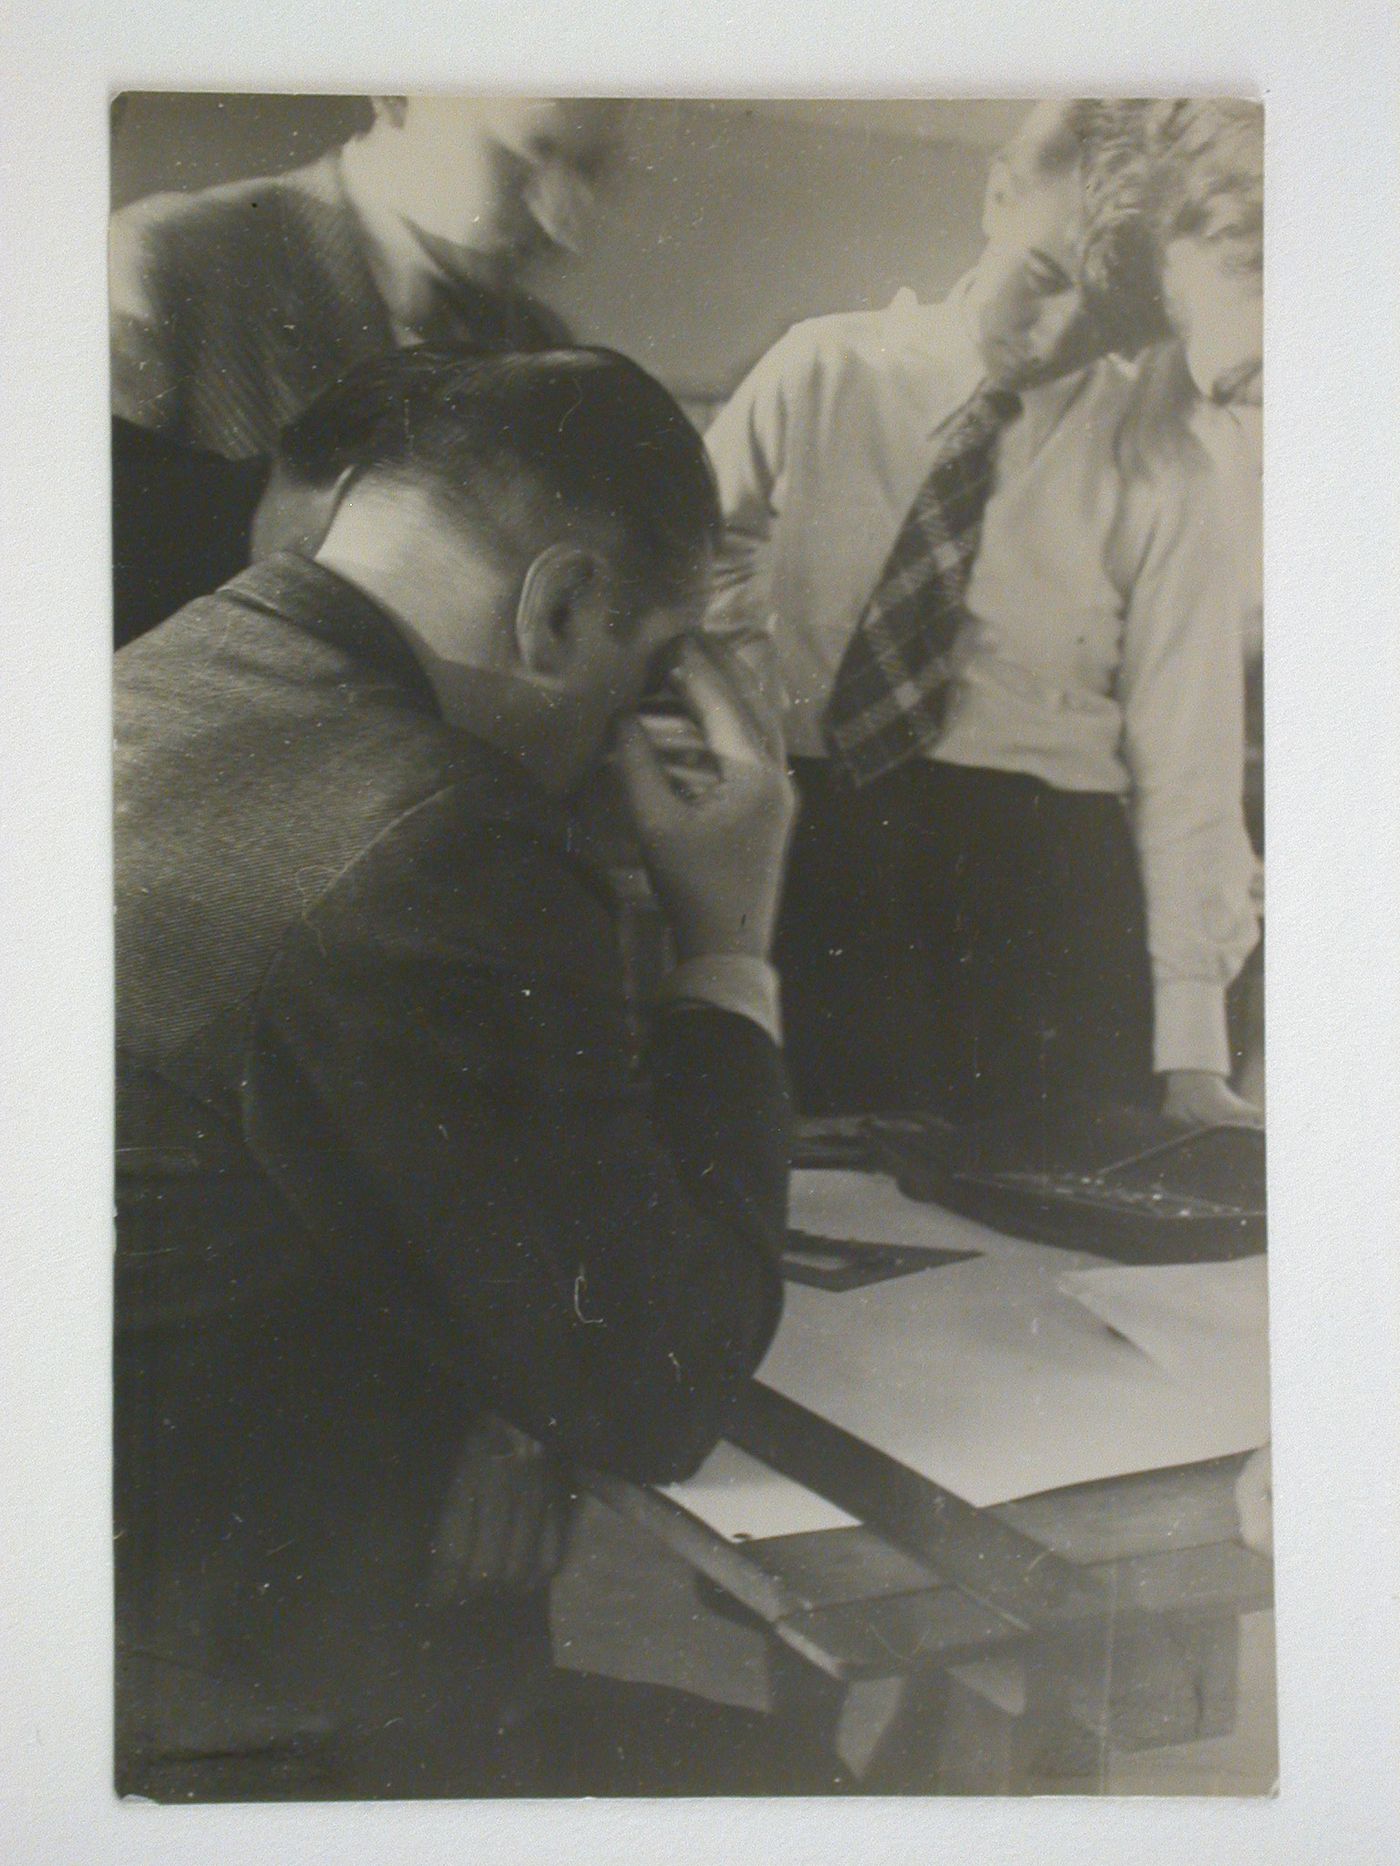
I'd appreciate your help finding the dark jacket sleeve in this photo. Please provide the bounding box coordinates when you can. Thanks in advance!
[243,787,789,1486]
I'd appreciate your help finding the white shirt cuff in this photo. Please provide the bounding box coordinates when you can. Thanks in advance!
[1153,979,1232,1077]
[659,954,782,1046]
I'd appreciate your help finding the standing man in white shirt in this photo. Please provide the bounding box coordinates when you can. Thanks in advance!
[705,100,1261,1128]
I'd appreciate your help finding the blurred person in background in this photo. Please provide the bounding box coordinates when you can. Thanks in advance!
[110,96,624,645]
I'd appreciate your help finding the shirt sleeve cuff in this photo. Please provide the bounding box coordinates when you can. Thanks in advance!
[1153,979,1231,1076]
[659,954,782,1046]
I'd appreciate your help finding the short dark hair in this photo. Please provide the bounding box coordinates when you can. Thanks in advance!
[276,345,720,619]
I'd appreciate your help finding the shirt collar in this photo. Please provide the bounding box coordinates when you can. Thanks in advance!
[894,275,1001,439]
[1191,395,1262,478]
[919,273,1129,442]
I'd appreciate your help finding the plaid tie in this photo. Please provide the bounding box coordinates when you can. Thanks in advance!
[823,381,1022,786]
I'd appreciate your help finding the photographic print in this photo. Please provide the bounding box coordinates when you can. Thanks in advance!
[109,92,1272,1802]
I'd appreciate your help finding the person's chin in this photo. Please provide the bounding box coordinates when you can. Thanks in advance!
[982,336,1071,391]
[980,343,1029,390]
[990,353,1056,392]
[1211,361,1263,407]
[1018,341,1105,391]
[412,224,515,285]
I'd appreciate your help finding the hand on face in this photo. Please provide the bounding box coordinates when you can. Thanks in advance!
[614,641,795,963]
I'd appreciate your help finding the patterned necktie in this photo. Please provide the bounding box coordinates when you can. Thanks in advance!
[823,381,1022,786]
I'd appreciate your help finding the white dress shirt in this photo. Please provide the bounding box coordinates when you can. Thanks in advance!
[704,285,1260,1076]
[1191,396,1263,662]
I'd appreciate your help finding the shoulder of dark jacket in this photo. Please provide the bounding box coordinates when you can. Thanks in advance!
[113,154,346,282]
[289,773,623,999]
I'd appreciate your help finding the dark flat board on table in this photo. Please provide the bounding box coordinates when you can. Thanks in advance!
[870,1107,1265,1264]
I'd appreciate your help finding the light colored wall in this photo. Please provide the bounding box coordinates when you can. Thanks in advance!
[111,92,370,209]
[550,102,990,402]
[111,94,1001,404]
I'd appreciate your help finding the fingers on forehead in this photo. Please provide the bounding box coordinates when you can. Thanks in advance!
[670,648,761,758]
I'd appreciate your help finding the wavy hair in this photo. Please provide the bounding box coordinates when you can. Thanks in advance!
[1145,98,1263,277]
[1112,100,1264,477]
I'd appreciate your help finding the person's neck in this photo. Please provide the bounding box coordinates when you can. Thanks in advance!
[313,495,576,796]
[342,129,507,303]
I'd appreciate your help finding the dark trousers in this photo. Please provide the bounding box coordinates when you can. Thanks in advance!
[115,1273,845,1801]
[114,1273,555,1801]
[775,758,1154,1119]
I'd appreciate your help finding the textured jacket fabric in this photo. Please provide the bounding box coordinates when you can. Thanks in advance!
[113,553,789,1793]
[110,153,571,459]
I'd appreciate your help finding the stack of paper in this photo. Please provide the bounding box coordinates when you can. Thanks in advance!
[666,1173,1270,1539]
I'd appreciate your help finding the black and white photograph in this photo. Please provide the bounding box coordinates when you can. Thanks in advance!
[3,0,1399,1855]
[104,91,1281,1803]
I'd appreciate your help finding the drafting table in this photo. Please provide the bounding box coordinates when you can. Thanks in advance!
[558,1170,1273,1792]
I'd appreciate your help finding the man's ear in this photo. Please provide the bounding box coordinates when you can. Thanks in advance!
[514,543,606,681]
[371,96,409,132]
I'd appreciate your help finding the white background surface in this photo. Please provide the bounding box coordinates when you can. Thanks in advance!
[3,2,1397,1862]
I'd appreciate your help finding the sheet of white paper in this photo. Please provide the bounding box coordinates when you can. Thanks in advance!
[668,1174,1271,1536]
[661,1441,857,1539]
[669,1172,1066,1538]
[1058,1256,1271,1394]
[673,1173,1272,1530]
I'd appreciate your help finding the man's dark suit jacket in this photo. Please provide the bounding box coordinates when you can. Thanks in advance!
[114,553,789,1797]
